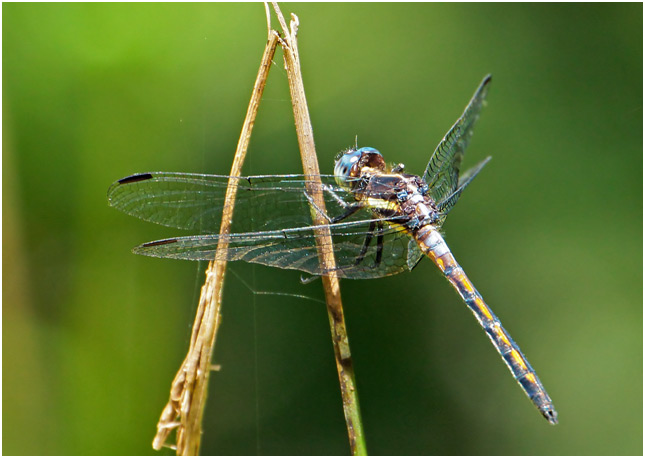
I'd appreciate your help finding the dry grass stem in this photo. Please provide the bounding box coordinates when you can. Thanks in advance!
[271,3,367,455]
[151,28,279,455]
[152,4,367,454]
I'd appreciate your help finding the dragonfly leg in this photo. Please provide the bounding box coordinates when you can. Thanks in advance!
[375,221,385,265]
[331,204,363,223]
[321,183,352,208]
[302,187,363,223]
[353,220,376,266]
[352,221,385,268]
[302,190,331,221]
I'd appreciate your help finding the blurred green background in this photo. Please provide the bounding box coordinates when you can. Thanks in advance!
[3,3,642,455]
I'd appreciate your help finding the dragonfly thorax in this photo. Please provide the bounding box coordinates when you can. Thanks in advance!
[389,175,441,230]
[335,147,441,231]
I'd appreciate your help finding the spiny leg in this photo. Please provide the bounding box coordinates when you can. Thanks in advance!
[303,185,364,224]
[302,219,377,281]
[375,221,385,266]
[353,220,376,266]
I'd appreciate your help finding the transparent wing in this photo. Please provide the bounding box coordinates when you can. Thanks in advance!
[423,75,492,211]
[107,172,359,234]
[436,156,491,215]
[108,171,423,279]
[133,217,421,280]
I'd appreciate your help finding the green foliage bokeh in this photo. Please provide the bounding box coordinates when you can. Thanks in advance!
[3,3,642,455]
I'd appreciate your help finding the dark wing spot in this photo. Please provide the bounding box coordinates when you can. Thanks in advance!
[118,173,154,185]
[141,238,178,247]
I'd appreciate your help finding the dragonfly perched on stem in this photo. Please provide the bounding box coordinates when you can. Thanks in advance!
[108,75,558,424]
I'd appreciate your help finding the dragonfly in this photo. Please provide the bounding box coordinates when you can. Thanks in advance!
[108,75,557,424]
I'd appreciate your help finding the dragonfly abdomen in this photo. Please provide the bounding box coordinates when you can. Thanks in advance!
[415,225,558,424]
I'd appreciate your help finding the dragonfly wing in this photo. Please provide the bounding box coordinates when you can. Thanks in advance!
[436,156,492,215]
[423,75,492,211]
[107,172,355,234]
[324,219,420,279]
[134,217,418,280]
[406,238,424,271]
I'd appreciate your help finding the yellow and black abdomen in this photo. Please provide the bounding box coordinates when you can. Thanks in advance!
[416,225,558,424]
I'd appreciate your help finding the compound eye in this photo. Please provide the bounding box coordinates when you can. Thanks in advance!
[334,149,362,185]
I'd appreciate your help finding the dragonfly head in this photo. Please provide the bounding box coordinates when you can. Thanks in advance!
[334,147,385,189]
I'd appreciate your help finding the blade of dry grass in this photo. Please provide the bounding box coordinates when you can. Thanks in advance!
[152,4,367,454]
[151,14,279,454]
[271,3,368,455]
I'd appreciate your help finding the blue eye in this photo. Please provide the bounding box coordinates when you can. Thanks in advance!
[334,149,362,185]
[334,147,384,187]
